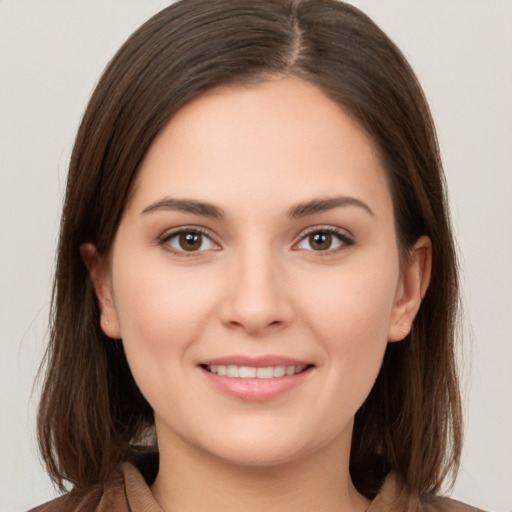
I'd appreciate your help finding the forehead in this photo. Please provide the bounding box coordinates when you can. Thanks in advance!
[129,77,391,219]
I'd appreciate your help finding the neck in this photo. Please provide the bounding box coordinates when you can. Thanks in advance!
[151,429,370,512]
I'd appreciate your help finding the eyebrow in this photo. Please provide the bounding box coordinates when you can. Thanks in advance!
[287,196,375,218]
[142,198,224,219]
[141,195,374,220]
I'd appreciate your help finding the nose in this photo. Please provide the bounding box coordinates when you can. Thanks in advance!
[219,247,295,335]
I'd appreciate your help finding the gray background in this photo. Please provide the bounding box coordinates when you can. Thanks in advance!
[1,1,511,510]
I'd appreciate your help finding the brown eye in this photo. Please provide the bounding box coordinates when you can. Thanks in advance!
[309,232,332,251]
[163,229,217,254]
[179,232,203,251]
[295,228,352,253]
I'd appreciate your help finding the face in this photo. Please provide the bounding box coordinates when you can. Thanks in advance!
[86,77,429,468]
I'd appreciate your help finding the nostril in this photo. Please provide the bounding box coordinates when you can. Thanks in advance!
[219,284,295,333]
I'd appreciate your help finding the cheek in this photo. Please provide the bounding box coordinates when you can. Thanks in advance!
[301,257,399,340]
[109,255,224,418]
[110,255,218,362]
[296,253,399,392]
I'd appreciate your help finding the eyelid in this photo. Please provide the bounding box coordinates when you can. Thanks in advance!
[158,225,221,256]
[292,225,355,253]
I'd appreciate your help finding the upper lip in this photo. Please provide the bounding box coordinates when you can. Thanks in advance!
[199,355,313,368]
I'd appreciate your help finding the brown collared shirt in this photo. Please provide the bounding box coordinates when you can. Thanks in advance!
[30,460,485,512]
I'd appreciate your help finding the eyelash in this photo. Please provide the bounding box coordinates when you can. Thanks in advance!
[159,226,219,257]
[158,225,354,257]
[293,226,354,255]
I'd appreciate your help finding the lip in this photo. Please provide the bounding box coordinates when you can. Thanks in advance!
[201,355,311,367]
[198,355,314,401]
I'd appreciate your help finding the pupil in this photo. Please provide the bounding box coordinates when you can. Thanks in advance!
[179,232,202,251]
[310,232,332,251]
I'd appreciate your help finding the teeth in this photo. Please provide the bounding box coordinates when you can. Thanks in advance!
[226,365,239,378]
[273,366,286,378]
[207,364,306,379]
[285,366,296,376]
[239,366,256,378]
[256,367,273,379]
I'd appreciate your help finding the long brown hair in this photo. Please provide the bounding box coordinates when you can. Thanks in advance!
[38,0,462,498]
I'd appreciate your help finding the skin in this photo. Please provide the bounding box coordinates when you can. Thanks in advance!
[83,77,431,512]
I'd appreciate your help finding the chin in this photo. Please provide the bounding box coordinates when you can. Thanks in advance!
[208,442,311,468]
[195,423,340,469]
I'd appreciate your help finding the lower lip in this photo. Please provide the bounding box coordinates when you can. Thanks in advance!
[200,367,312,401]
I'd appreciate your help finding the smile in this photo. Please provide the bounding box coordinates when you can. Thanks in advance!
[205,364,306,379]
[199,359,314,401]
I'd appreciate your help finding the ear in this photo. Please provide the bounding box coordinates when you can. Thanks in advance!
[80,243,121,339]
[388,235,432,342]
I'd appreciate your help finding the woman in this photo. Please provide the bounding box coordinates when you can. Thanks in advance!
[31,0,481,510]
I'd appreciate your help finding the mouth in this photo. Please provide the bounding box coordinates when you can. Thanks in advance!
[201,364,310,379]
[198,358,314,400]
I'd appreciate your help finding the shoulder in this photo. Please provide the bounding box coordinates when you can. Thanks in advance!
[368,472,486,512]
[27,453,161,512]
[421,495,486,512]
[26,479,109,512]
[25,464,130,512]
[26,488,102,512]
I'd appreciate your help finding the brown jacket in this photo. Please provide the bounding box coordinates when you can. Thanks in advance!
[30,459,485,512]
